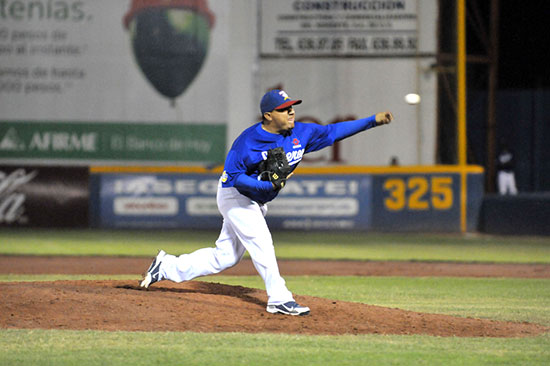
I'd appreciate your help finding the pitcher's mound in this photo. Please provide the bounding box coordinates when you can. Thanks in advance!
[1,280,547,337]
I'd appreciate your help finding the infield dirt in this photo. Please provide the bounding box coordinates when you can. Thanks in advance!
[1,256,549,337]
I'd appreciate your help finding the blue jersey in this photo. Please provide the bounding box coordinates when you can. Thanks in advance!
[221,116,378,204]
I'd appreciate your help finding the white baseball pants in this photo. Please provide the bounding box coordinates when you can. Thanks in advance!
[497,171,518,195]
[159,182,294,305]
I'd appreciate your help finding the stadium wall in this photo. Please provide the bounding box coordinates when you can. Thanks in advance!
[88,165,484,233]
[479,194,550,236]
[13,164,550,236]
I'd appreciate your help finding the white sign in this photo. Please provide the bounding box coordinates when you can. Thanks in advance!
[114,197,179,216]
[260,0,436,57]
[0,0,229,122]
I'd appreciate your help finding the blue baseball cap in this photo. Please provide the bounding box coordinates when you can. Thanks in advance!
[260,89,302,115]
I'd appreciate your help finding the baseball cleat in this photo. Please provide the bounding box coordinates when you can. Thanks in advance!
[140,250,166,288]
[266,301,310,316]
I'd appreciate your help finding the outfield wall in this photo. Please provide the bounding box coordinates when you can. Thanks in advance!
[88,165,484,233]
[1,164,484,233]
[479,194,550,236]
[7,164,550,235]
[0,165,89,227]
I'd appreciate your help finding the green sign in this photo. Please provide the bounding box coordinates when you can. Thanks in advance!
[0,121,226,163]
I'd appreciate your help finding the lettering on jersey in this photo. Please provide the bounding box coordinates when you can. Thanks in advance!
[261,148,305,165]
[292,138,302,149]
[287,148,305,165]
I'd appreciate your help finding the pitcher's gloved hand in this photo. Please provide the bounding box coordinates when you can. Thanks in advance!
[258,147,292,191]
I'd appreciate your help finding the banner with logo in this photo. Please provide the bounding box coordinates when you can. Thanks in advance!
[0,121,226,163]
[0,165,89,227]
[93,173,372,230]
[0,0,229,164]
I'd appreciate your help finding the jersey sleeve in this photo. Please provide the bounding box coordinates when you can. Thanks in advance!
[234,174,274,193]
[222,145,273,193]
[304,115,378,153]
[221,149,246,188]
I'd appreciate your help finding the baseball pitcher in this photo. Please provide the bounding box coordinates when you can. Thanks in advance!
[140,89,393,316]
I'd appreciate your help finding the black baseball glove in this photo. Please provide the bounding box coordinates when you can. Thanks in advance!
[258,147,292,191]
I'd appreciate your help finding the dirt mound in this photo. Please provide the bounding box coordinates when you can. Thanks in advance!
[1,280,547,337]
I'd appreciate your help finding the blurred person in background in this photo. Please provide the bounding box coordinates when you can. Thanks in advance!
[497,142,517,195]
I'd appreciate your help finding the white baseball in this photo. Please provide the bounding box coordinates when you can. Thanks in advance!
[404,93,421,105]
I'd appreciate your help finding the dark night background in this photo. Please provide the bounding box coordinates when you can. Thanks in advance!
[494,1,549,89]
[465,0,549,90]
[437,1,549,192]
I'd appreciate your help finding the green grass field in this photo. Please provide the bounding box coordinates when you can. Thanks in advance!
[1,229,549,366]
[2,229,550,262]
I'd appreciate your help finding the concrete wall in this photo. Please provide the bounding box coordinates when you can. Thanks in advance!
[0,0,439,167]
